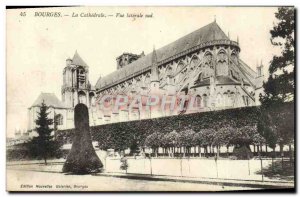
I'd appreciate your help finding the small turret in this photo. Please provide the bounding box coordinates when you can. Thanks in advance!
[66,58,72,66]
[256,60,264,77]
[116,52,144,70]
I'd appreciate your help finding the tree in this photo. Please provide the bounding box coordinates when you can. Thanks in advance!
[162,130,179,157]
[231,126,254,147]
[200,129,215,156]
[144,132,163,157]
[192,132,203,157]
[261,7,294,106]
[252,126,266,155]
[27,101,61,165]
[129,137,140,156]
[213,127,233,158]
[258,104,294,159]
[230,126,266,159]
[178,129,195,157]
[260,7,295,159]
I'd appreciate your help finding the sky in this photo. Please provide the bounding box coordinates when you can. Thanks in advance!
[6,6,280,137]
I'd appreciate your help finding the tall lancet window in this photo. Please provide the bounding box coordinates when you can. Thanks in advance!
[203,52,213,78]
[203,94,208,107]
[77,67,86,88]
[231,50,238,64]
[89,92,95,107]
[190,56,200,71]
[195,95,202,108]
[216,50,228,76]
[223,92,228,106]
[78,91,86,105]
[216,93,223,107]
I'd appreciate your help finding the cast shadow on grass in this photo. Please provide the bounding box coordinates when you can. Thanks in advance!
[256,160,294,181]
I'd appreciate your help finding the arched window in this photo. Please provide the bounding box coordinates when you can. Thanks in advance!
[166,65,174,77]
[178,68,187,82]
[144,74,150,86]
[77,66,86,89]
[190,56,200,71]
[243,95,249,106]
[216,93,223,107]
[217,50,227,63]
[78,91,86,105]
[203,94,208,107]
[176,62,184,73]
[203,52,213,78]
[204,52,213,65]
[224,92,235,107]
[89,92,95,107]
[223,92,228,106]
[231,50,238,64]
[195,95,202,108]
[216,50,228,76]
[229,92,235,107]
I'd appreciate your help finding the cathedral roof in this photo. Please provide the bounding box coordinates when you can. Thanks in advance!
[72,51,88,67]
[216,76,239,85]
[95,21,230,90]
[30,93,67,109]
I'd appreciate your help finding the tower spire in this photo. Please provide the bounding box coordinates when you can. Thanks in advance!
[151,47,159,82]
[152,46,157,65]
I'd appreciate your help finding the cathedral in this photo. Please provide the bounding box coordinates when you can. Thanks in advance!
[94,21,264,124]
[28,21,264,132]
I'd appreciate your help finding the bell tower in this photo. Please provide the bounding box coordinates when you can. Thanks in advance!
[62,51,91,108]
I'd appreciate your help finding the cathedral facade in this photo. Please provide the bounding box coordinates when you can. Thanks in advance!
[28,21,264,132]
[94,21,264,125]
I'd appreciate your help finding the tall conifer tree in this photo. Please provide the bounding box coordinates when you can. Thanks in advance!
[28,101,61,164]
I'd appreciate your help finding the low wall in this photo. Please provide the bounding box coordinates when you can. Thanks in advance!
[103,157,272,181]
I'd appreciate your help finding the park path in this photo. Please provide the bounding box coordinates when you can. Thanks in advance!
[7,159,294,191]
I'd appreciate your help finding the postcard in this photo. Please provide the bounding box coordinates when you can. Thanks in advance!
[6,6,295,192]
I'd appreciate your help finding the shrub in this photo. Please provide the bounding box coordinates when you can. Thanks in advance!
[232,145,253,159]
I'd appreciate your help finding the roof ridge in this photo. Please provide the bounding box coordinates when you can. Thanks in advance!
[30,92,66,108]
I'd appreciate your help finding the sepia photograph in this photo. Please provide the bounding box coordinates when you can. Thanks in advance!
[6,6,295,192]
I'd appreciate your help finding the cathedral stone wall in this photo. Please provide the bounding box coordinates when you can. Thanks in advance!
[94,41,260,124]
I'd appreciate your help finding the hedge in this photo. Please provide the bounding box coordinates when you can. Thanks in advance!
[57,106,262,150]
